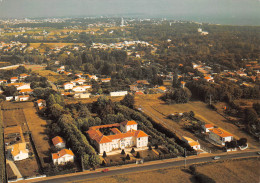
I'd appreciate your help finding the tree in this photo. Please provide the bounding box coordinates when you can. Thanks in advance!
[103,151,107,158]
[148,145,152,150]
[253,103,260,116]
[121,149,125,155]
[125,154,130,160]
[120,94,135,108]
[136,152,141,158]
[155,144,158,149]
[237,138,247,146]
[130,148,135,153]
[3,85,17,96]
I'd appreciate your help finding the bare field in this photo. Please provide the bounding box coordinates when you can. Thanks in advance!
[83,158,259,183]
[134,94,259,148]
[24,64,46,71]
[23,105,51,167]
[33,70,69,83]
[65,96,124,104]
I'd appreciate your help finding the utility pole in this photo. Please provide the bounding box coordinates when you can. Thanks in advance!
[209,94,212,106]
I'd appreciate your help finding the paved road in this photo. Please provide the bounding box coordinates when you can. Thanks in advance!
[35,151,259,183]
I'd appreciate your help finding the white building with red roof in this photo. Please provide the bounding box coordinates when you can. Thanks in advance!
[202,124,215,133]
[52,149,74,165]
[52,136,66,149]
[208,128,233,146]
[87,120,148,154]
[63,82,74,90]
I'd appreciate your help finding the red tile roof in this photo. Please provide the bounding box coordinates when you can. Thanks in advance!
[120,120,137,126]
[52,149,74,159]
[209,128,233,138]
[52,136,65,146]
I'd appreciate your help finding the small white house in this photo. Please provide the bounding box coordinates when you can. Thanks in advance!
[52,136,66,149]
[110,91,128,97]
[182,136,200,151]
[6,96,13,101]
[72,86,86,92]
[64,83,74,90]
[202,124,214,133]
[10,77,18,83]
[19,95,30,101]
[17,83,31,91]
[52,149,74,165]
[10,143,29,161]
[74,93,91,99]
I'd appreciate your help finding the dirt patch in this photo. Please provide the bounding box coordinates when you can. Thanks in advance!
[23,105,51,168]
[6,164,17,180]
[14,158,39,178]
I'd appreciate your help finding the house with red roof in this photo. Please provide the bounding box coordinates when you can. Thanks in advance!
[202,124,214,133]
[52,136,66,149]
[87,120,148,154]
[10,77,18,83]
[208,128,233,146]
[182,136,200,151]
[52,149,74,165]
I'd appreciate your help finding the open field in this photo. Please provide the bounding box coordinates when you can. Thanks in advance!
[65,96,125,104]
[33,70,69,83]
[29,42,84,49]
[23,104,51,167]
[84,158,259,183]
[135,94,259,149]
[24,64,46,71]
[15,158,39,178]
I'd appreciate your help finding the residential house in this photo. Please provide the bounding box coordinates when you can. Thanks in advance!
[202,124,214,133]
[182,136,200,151]
[20,73,29,79]
[63,83,74,90]
[73,78,86,85]
[52,136,66,149]
[87,120,148,154]
[72,86,86,92]
[18,95,30,101]
[52,149,74,165]
[10,143,29,161]
[181,81,186,88]
[157,86,167,93]
[74,93,91,99]
[0,79,7,84]
[5,96,13,101]
[208,128,233,146]
[110,91,128,97]
[10,77,18,83]
[19,89,33,95]
[16,83,31,91]
[36,99,46,107]
[204,76,214,82]
[101,78,111,83]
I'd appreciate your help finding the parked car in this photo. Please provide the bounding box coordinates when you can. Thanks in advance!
[102,168,109,173]
[213,156,220,160]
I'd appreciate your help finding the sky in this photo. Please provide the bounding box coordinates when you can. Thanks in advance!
[0,0,259,25]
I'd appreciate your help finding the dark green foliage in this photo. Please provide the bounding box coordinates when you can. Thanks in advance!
[130,148,135,153]
[161,88,192,104]
[136,152,141,158]
[103,151,107,158]
[120,94,135,108]
[149,145,152,150]
[121,149,125,155]
[125,154,130,160]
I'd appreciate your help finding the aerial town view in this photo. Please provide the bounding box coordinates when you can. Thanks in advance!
[0,0,259,183]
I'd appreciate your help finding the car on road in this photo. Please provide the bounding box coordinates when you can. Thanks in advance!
[257,152,260,155]
[102,168,109,173]
[213,156,221,160]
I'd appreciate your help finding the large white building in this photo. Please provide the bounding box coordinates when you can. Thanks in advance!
[87,121,149,154]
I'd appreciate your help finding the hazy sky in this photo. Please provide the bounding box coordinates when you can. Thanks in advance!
[0,0,259,25]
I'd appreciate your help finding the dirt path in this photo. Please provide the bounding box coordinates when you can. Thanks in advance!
[6,159,22,179]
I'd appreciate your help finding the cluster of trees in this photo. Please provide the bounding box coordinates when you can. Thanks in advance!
[243,108,260,138]
[45,94,100,168]
[161,88,192,104]
[186,80,259,104]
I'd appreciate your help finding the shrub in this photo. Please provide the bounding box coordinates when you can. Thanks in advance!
[136,152,141,158]
[130,148,135,153]
[121,149,126,155]
[149,145,152,150]
[125,154,130,160]
[103,151,107,158]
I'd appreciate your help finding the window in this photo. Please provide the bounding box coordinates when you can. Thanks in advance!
[138,138,140,140]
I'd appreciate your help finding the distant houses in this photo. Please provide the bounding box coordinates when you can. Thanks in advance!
[52,136,66,149]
